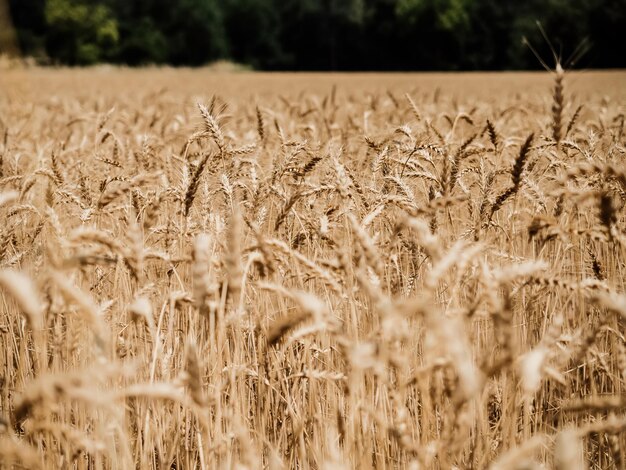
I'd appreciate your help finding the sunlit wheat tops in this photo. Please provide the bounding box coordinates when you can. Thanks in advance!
[0,68,625,469]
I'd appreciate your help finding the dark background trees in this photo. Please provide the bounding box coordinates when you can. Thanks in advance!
[4,0,626,69]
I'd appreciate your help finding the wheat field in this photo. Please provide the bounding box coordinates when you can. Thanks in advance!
[0,68,625,469]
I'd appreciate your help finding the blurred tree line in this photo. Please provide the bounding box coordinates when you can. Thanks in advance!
[6,0,626,69]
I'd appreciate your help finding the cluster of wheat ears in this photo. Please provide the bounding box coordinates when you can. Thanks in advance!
[0,67,625,469]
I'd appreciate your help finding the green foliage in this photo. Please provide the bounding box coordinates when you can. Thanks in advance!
[397,0,472,31]
[117,17,167,65]
[165,0,228,65]
[7,0,626,69]
[44,0,118,64]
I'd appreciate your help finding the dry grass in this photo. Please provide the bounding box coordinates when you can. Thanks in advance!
[0,68,625,469]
